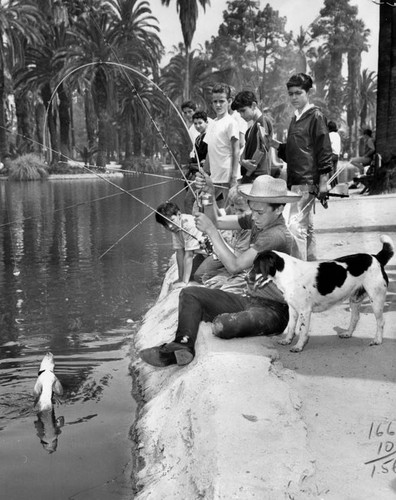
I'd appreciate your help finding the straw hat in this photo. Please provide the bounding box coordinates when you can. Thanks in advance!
[238,175,301,203]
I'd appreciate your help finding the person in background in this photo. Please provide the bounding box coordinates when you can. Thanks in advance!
[155,202,206,289]
[231,91,274,184]
[328,121,342,188]
[181,100,199,159]
[229,85,248,155]
[193,184,251,284]
[204,83,240,207]
[349,128,375,189]
[184,111,209,214]
[270,73,332,261]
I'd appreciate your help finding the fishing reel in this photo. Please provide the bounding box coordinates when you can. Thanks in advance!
[200,236,214,256]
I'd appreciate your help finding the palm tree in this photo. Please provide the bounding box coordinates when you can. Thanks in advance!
[160,45,213,109]
[60,0,162,168]
[359,69,377,129]
[0,0,43,163]
[161,0,210,100]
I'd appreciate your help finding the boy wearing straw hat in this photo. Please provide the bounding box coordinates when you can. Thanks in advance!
[140,175,301,368]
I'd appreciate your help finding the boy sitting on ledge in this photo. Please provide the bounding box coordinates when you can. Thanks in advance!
[140,175,301,367]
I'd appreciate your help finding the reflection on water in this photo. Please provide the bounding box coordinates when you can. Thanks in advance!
[0,174,183,499]
[34,410,65,453]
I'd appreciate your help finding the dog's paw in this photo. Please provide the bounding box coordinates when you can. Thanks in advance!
[290,345,304,353]
[369,339,382,346]
[338,332,352,339]
[277,338,292,346]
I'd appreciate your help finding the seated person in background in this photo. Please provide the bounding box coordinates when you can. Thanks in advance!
[349,128,375,188]
[156,202,206,290]
[184,111,209,214]
[328,121,341,188]
[231,91,274,184]
[140,175,301,368]
[193,185,251,284]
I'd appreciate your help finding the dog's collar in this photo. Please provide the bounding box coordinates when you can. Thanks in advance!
[38,368,53,376]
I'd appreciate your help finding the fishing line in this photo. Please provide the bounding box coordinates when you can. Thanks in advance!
[85,9,203,198]
[99,183,188,259]
[0,124,199,250]
[43,60,199,201]
[0,177,174,229]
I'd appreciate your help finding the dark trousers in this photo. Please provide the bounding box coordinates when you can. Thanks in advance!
[174,287,289,348]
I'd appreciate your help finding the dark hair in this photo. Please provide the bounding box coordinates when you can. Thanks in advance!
[286,73,313,91]
[212,83,232,99]
[181,100,197,111]
[155,201,180,227]
[192,111,208,122]
[328,121,338,132]
[363,128,372,137]
[231,91,257,111]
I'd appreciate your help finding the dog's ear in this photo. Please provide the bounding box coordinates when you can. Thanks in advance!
[256,251,285,278]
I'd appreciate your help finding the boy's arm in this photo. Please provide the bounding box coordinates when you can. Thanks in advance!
[195,214,256,274]
[175,249,185,281]
[181,250,194,284]
[229,136,240,186]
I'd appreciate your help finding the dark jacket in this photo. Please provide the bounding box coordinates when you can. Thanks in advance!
[241,114,273,180]
[278,106,332,187]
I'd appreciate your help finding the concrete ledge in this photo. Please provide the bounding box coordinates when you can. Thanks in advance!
[131,264,315,499]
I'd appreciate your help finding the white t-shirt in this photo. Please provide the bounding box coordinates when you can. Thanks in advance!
[329,131,341,155]
[204,114,239,183]
[171,214,203,252]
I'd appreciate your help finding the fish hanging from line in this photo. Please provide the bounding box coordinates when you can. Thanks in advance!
[33,352,63,412]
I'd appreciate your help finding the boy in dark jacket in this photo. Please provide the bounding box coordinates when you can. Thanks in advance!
[231,91,274,183]
[271,73,332,261]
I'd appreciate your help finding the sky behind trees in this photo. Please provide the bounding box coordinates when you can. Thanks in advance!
[150,0,379,71]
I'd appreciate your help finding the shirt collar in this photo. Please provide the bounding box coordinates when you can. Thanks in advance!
[294,103,314,121]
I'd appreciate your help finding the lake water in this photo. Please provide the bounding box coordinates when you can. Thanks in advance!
[0,172,184,500]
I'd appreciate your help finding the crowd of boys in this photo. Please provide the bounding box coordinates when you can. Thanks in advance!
[140,76,351,368]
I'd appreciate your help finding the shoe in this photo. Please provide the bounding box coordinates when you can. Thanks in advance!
[139,344,177,367]
[349,183,359,189]
[160,341,195,366]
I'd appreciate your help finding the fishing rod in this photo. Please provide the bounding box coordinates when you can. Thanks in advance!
[43,60,201,202]
[0,126,205,250]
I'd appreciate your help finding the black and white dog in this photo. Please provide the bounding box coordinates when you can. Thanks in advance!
[248,235,394,352]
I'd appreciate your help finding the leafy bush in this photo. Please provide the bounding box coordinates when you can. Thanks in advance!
[8,154,48,181]
[47,161,87,175]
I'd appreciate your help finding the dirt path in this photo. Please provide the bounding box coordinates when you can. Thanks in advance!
[274,192,396,499]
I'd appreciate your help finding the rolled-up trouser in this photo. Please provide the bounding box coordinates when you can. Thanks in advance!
[288,184,316,261]
[174,286,289,349]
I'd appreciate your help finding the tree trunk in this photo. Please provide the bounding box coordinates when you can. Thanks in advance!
[0,59,9,162]
[35,100,45,155]
[41,82,59,164]
[375,0,396,158]
[57,82,71,161]
[93,68,108,169]
[84,89,96,150]
[15,90,35,154]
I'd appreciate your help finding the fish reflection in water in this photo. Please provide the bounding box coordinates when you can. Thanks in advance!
[33,352,65,453]
[34,410,64,453]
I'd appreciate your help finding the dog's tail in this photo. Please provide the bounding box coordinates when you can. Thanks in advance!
[375,235,394,267]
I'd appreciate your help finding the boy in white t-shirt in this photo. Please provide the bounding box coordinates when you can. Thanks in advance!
[204,83,240,207]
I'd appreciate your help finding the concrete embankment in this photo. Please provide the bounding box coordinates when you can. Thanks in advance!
[130,192,396,499]
[131,263,315,499]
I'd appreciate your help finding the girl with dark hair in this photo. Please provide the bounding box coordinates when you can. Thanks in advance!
[270,73,333,261]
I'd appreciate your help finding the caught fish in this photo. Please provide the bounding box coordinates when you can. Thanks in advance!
[33,352,63,412]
